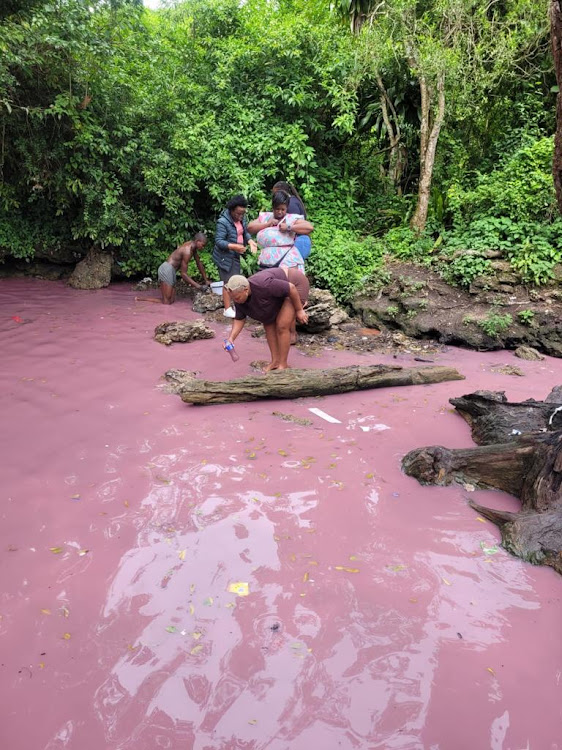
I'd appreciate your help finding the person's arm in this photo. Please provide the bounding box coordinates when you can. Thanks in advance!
[279,218,314,235]
[226,317,246,346]
[179,254,203,289]
[288,283,308,324]
[247,215,278,234]
[192,250,210,284]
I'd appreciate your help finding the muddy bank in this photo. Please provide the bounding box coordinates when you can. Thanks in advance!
[353,261,562,357]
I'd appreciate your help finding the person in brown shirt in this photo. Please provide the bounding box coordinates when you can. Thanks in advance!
[224,268,309,371]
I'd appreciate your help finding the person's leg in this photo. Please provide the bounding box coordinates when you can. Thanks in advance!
[263,322,280,372]
[219,264,237,317]
[160,282,174,304]
[274,298,296,369]
[286,269,310,345]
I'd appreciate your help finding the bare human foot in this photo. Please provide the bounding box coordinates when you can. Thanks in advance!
[263,362,279,373]
[290,334,297,345]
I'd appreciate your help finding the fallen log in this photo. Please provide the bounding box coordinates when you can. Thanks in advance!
[403,388,562,576]
[164,364,464,405]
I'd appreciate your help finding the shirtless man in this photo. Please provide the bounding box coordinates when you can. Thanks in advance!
[157,232,209,304]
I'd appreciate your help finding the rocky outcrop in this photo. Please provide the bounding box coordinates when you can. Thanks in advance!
[192,290,224,313]
[154,320,215,346]
[68,247,112,290]
[353,262,562,357]
[299,288,349,333]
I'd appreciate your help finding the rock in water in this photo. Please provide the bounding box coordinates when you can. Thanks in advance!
[68,248,112,289]
[514,345,545,361]
[192,290,224,313]
[154,320,215,346]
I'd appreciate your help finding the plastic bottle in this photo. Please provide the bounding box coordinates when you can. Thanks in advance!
[224,339,240,362]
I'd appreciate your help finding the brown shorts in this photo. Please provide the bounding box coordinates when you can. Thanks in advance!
[286,268,309,305]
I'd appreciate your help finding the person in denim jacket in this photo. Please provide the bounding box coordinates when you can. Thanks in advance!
[212,194,250,317]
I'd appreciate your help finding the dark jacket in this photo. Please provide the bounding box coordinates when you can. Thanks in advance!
[212,209,250,273]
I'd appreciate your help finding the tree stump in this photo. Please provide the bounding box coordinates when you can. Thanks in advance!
[403,388,562,575]
[164,364,464,405]
[154,320,215,346]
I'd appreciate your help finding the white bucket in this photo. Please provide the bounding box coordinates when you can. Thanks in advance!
[210,281,224,296]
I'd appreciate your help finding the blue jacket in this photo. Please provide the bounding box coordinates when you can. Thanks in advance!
[212,209,249,273]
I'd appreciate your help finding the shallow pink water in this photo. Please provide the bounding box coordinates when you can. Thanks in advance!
[1,278,561,750]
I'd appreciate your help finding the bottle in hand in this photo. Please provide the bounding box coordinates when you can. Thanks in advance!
[224,340,239,362]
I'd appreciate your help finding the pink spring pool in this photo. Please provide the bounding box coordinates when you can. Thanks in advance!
[1,279,561,750]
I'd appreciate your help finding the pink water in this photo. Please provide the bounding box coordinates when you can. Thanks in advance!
[1,278,561,750]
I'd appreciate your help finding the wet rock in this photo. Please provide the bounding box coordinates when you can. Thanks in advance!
[68,247,112,289]
[299,288,347,333]
[192,290,224,313]
[514,346,545,361]
[154,320,215,346]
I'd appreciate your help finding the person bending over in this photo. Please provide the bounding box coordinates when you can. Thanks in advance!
[224,268,309,372]
[157,232,209,304]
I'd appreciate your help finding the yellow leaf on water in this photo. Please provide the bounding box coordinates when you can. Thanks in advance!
[71,494,80,499]
[409,597,418,603]
[365,473,374,479]
[190,644,203,655]
[49,547,63,554]
[61,606,70,618]
[349,555,358,561]
[309,560,318,566]
[388,564,407,572]
[178,549,186,561]
[334,566,360,573]
[201,459,207,465]
[487,667,495,676]
[303,572,309,583]
[63,633,71,640]
[40,608,51,615]
[248,719,257,725]
[248,452,256,459]
[442,577,452,586]
[476,517,486,523]
[278,449,288,456]
[189,604,195,616]
[290,554,296,562]
[225,602,235,609]
[192,631,202,640]
[124,500,129,508]
[78,549,89,556]
[156,475,171,484]
[39,662,45,669]
[190,584,195,593]
[228,582,249,597]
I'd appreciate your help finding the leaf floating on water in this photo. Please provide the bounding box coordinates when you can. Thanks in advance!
[365,473,374,479]
[247,452,256,460]
[190,644,203,655]
[302,572,309,583]
[190,583,195,594]
[278,449,288,456]
[334,566,360,573]
[409,597,418,603]
[188,604,195,616]
[442,577,452,586]
[192,631,202,640]
[290,643,302,650]
[166,626,177,634]
[124,500,129,508]
[178,549,186,561]
[225,602,236,609]
[487,667,495,676]
[50,547,63,554]
[480,541,498,555]
[61,606,70,618]
[248,719,258,725]
[78,549,89,556]
[156,475,171,485]
[475,516,486,523]
[201,459,207,465]
[203,597,214,606]
[349,555,358,561]
[228,582,249,597]
[39,662,45,669]
[388,564,407,572]
[63,633,71,640]
[71,494,80,500]
[40,608,51,615]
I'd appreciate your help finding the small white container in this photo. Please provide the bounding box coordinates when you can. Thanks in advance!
[210,281,224,296]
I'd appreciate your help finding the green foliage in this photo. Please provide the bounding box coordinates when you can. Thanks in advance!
[478,312,513,338]
[440,254,493,288]
[517,309,535,326]
[382,227,435,262]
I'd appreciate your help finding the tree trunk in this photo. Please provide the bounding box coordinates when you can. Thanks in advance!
[410,73,445,234]
[403,389,562,575]
[376,74,406,191]
[165,364,464,406]
[551,0,562,212]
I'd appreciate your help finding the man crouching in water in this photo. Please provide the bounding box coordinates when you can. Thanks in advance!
[224,268,309,372]
[157,232,210,304]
